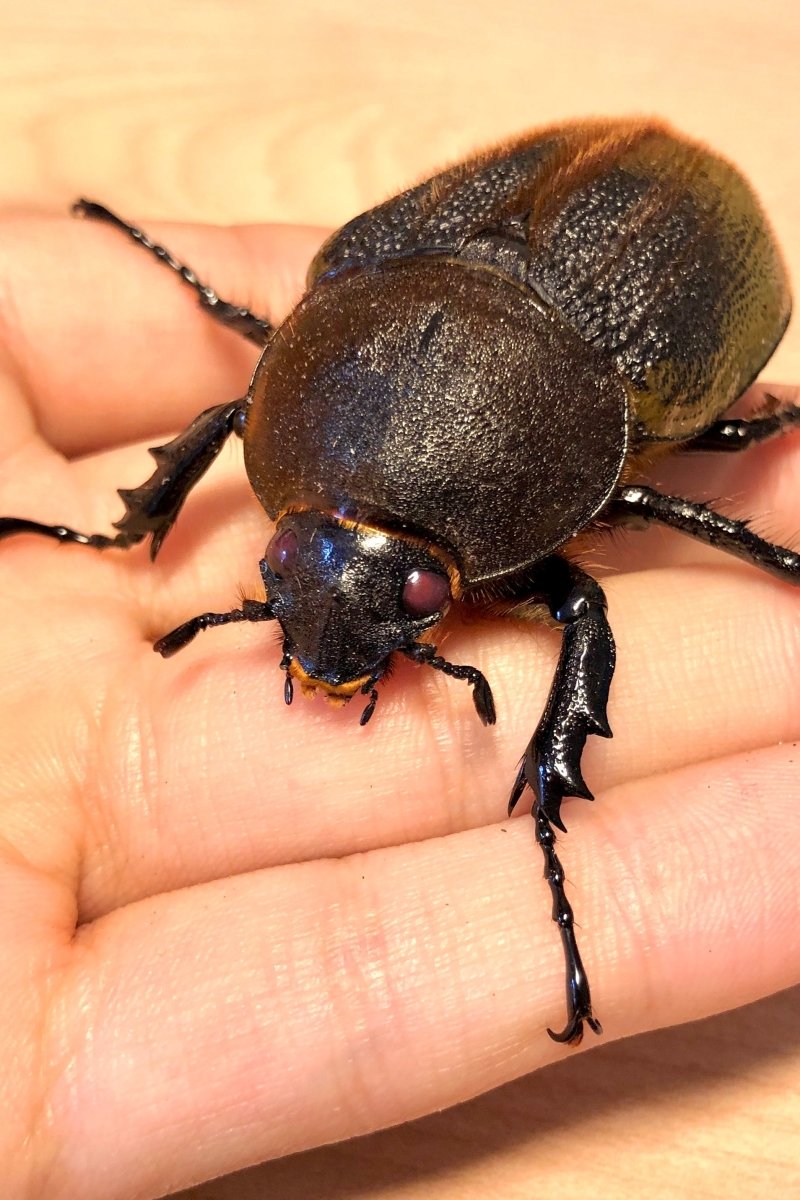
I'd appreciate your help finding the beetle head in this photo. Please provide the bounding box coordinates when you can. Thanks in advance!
[262,510,458,718]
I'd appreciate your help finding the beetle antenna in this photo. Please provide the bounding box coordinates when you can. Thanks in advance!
[154,598,274,657]
[403,644,496,726]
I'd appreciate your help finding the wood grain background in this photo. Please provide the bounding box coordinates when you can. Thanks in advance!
[1,1,797,1196]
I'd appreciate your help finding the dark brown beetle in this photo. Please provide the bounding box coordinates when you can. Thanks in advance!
[1,117,797,1044]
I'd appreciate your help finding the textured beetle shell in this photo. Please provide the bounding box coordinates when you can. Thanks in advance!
[310,118,790,442]
[245,258,629,584]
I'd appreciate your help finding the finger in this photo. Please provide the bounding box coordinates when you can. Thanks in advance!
[42,741,800,1200]
[8,551,795,918]
[0,216,325,457]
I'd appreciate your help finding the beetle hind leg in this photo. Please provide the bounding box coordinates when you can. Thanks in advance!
[0,399,246,560]
[509,557,615,1045]
[682,397,800,453]
[73,200,273,347]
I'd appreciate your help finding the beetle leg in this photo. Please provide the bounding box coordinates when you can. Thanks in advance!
[73,200,273,347]
[0,399,246,560]
[154,598,275,657]
[510,557,615,1045]
[611,486,800,584]
[681,398,800,452]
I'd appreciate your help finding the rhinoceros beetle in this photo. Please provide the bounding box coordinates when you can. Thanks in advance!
[1,117,797,1045]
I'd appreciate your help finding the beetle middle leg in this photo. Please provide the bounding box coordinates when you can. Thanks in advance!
[73,200,274,347]
[0,398,246,559]
[508,557,615,1045]
[612,486,800,584]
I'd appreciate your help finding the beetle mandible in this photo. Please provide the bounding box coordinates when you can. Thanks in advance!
[0,117,796,1045]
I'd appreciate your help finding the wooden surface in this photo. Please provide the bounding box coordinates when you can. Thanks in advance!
[1,1,798,1196]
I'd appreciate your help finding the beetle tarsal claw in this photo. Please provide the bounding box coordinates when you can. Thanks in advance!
[507,763,527,817]
[547,1012,603,1046]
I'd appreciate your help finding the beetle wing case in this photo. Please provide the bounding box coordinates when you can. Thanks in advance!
[244,257,629,585]
[311,118,790,444]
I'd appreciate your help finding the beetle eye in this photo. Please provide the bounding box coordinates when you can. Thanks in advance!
[402,568,449,617]
[266,529,299,577]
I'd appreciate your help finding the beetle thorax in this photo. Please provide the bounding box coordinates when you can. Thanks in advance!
[244,257,631,586]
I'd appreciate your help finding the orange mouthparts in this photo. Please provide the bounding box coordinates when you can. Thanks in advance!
[287,660,372,708]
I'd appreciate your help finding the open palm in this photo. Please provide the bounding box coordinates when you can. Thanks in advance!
[0,213,798,1200]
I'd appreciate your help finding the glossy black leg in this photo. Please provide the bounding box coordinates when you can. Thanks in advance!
[612,486,800,584]
[509,557,615,1045]
[73,200,273,347]
[155,598,274,656]
[534,809,601,1044]
[682,401,800,452]
[0,399,245,560]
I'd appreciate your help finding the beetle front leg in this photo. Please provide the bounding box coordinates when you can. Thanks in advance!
[509,557,615,1045]
[0,398,246,560]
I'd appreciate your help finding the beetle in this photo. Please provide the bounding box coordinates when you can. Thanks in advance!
[0,116,797,1045]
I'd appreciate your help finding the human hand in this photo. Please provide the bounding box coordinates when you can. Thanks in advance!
[0,214,798,1200]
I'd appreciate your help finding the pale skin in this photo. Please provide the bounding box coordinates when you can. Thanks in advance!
[0,213,798,1200]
